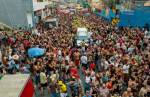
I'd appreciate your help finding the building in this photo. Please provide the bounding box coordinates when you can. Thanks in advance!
[0,0,51,29]
[88,0,104,10]
[144,0,150,6]
[33,0,52,24]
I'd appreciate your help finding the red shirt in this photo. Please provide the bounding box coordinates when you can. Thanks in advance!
[8,37,14,45]
[23,40,30,48]
[106,82,113,89]
[90,63,95,70]
[70,68,79,79]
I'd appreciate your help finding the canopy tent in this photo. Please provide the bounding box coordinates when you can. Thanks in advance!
[0,74,34,97]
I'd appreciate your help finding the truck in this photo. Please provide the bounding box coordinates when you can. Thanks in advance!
[76,27,89,46]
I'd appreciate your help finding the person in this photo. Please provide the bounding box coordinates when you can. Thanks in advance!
[35,70,40,89]
[122,87,133,97]
[0,62,5,79]
[99,84,109,97]
[49,82,58,97]
[139,85,147,97]
[1,9,150,97]
[81,53,88,69]
[74,49,80,68]
[144,77,150,97]
[122,64,130,82]
[58,81,67,97]
[82,91,92,97]
[39,69,47,96]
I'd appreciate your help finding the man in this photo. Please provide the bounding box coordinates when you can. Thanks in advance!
[122,64,130,82]
[81,53,88,69]
[40,69,47,96]
[122,87,133,97]
[74,50,80,67]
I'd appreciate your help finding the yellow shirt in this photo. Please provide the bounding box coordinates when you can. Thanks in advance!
[60,84,67,93]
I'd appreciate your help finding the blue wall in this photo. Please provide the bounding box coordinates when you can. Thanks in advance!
[118,7,150,27]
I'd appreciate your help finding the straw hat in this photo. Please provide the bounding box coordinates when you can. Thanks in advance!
[12,54,19,60]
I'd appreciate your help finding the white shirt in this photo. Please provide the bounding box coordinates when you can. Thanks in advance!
[85,76,91,84]
[88,32,93,38]
[123,65,130,74]
[103,60,110,70]
[81,55,87,64]
[58,50,62,56]
[65,55,70,62]
[145,30,150,38]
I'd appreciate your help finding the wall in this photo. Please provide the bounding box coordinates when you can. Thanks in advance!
[0,0,33,29]
[118,7,150,27]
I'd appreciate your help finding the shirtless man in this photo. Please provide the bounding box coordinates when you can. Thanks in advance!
[122,87,133,97]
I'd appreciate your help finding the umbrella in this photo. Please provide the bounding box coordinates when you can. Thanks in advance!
[28,47,45,57]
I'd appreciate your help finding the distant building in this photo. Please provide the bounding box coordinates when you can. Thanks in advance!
[144,0,150,6]
[88,0,104,9]
[0,0,51,29]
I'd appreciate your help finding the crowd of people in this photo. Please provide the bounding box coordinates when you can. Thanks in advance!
[0,10,150,97]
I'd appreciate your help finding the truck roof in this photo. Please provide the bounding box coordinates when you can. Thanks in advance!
[77,28,87,32]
